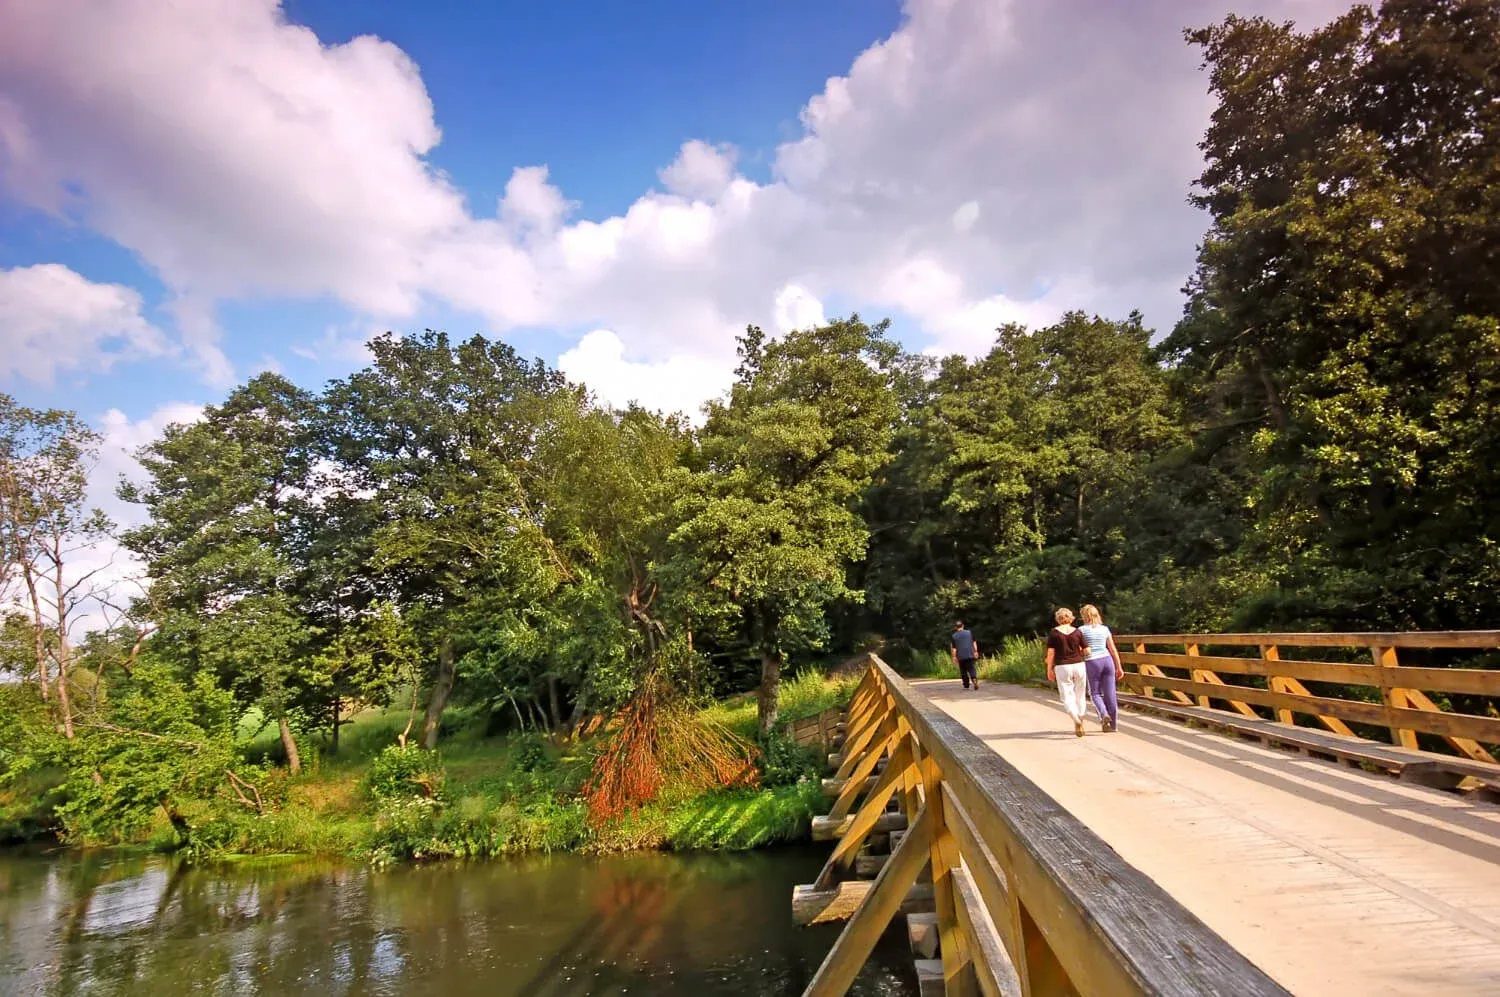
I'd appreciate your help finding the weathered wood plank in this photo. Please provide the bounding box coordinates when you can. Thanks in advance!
[952,864,1022,997]
[1120,672,1500,747]
[792,880,935,926]
[811,810,907,842]
[821,775,878,799]
[817,738,916,886]
[1120,630,1500,649]
[1117,693,1500,780]
[803,805,935,996]
[908,911,940,959]
[1123,651,1500,697]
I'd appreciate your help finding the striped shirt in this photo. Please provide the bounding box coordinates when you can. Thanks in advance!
[1078,623,1112,660]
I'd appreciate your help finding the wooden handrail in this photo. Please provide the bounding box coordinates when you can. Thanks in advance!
[1119,631,1500,649]
[1117,632,1500,764]
[800,654,1290,997]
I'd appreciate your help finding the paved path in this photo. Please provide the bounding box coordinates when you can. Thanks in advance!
[915,680,1500,996]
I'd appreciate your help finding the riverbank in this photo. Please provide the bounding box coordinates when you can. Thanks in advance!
[1,668,861,863]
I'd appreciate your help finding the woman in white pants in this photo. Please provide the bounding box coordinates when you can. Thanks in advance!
[1044,607,1091,737]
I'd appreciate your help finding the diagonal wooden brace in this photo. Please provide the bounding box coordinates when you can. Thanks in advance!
[816,737,916,889]
[829,715,903,820]
[802,804,935,997]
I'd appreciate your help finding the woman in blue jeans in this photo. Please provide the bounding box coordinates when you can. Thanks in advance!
[1077,604,1124,732]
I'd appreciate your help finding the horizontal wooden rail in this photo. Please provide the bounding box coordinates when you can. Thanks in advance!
[800,654,1289,997]
[1121,631,1500,649]
[1117,632,1500,766]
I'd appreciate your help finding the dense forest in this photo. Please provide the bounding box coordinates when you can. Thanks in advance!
[3,1,1498,851]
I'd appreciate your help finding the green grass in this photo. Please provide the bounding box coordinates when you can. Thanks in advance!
[883,636,1046,685]
[979,636,1047,685]
[93,666,859,864]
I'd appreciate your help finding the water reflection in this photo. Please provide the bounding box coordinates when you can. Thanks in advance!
[0,848,916,996]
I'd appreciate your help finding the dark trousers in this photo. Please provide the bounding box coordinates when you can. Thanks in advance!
[958,657,977,688]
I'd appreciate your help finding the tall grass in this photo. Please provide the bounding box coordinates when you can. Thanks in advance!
[979,636,1047,685]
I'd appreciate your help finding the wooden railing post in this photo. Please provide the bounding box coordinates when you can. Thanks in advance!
[1262,645,1292,725]
[1187,643,1208,709]
[1372,644,1419,751]
[1135,642,1152,700]
[918,754,977,997]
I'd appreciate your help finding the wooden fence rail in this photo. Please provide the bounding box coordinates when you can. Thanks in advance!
[800,654,1289,997]
[1115,632,1500,769]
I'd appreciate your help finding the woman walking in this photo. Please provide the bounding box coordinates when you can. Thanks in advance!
[1044,607,1090,737]
[1078,604,1124,732]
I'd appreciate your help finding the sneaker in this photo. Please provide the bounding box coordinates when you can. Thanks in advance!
[1101,718,1113,733]
[1074,720,1084,737]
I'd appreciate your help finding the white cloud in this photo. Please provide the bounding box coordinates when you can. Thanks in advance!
[952,200,980,233]
[290,323,380,365]
[557,329,735,419]
[659,140,737,201]
[0,0,1352,408]
[0,264,173,383]
[773,284,827,335]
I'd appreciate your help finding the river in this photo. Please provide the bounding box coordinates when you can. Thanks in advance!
[0,847,917,996]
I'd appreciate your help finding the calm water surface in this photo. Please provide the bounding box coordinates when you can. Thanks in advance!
[0,847,917,996]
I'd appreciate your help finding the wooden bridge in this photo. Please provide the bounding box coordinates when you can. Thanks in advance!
[793,633,1500,996]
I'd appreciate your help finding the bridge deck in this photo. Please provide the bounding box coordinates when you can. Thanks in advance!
[917,679,1500,996]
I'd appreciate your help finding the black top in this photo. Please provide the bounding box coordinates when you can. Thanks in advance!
[1046,626,1088,665]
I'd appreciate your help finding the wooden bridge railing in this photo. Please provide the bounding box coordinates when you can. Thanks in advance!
[1115,632,1500,767]
[801,654,1289,997]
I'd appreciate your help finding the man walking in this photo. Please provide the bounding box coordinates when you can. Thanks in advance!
[950,621,980,690]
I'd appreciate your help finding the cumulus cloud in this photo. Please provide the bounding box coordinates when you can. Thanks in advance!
[659,140,738,201]
[0,0,1351,410]
[558,329,735,419]
[773,284,827,335]
[0,264,173,383]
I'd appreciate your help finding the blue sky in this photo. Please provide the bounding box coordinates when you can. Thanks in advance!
[0,0,1348,510]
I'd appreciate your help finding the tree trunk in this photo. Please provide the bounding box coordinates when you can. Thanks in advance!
[279,715,302,774]
[757,650,782,736]
[22,566,48,703]
[547,675,563,731]
[421,637,456,750]
[1077,482,1085,534]
[48,557,74,739]
[331,696,341,755]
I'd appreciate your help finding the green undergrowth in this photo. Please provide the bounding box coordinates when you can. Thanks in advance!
[5,666,855,863]
[889,636,1047,685]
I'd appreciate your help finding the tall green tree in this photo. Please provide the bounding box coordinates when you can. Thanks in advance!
[1168,0,1500,628]
[323,331,571,747]
[121,374,321,771]
[671,319,898,733]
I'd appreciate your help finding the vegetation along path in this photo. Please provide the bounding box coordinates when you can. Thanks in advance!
[918,680,1500,996]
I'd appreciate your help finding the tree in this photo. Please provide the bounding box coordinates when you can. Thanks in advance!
[0,394,111,738]
[323,331,571,747]
[1169,0,1500,628]
[121,374,321,771]
[671,319,898,733]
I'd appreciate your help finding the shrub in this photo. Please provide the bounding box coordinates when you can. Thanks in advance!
[363,744,446,803]
[754,730,821,787]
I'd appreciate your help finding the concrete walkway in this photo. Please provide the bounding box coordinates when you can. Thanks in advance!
[916,679,1500,996]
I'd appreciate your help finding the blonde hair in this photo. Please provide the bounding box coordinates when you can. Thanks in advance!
[1054,607,1074,625]
[1079,604,1102,624]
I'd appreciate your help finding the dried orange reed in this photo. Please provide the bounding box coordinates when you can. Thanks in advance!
[583,670,759,824]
